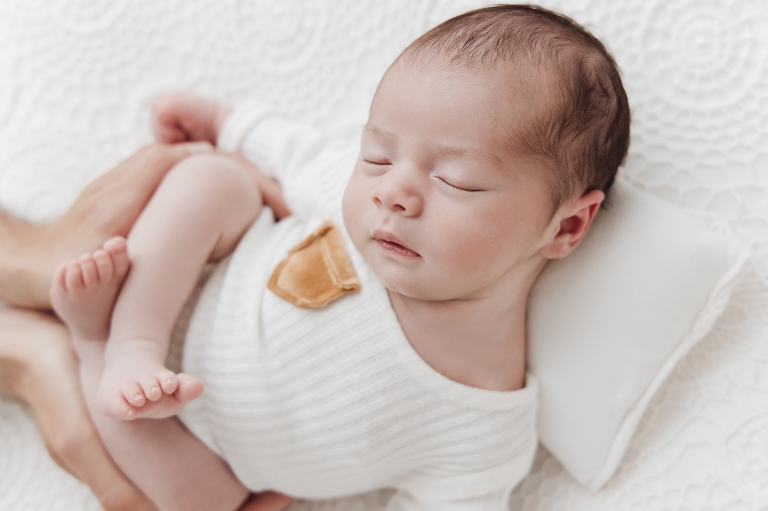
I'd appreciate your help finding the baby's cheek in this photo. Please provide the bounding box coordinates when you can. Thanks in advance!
[433,214,487,268]
[437,211,514,275]
[342,175,371,248]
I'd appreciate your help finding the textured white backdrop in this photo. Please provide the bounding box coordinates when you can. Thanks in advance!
[1,0,767,510]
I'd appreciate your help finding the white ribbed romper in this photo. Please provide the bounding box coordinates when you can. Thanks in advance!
[178,102,539,511]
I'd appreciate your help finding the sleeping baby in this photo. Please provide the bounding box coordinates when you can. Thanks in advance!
[50,5,630,511]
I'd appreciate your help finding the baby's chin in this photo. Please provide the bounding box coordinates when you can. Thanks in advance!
[352,237,471,301]
[376,272,463,302]
[369,266,421,299]
[379,267,513,303]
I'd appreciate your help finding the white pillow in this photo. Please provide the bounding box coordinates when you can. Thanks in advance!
[527,178,750,491]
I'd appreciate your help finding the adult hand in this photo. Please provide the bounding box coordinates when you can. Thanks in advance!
[238,491,293,511]
[0,308,158,511]
[0,142,291,310]
[0,142,213,309]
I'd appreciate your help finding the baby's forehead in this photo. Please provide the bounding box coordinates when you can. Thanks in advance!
[397,51,556,109]
[371,60,554,150]
[397,60,555,141]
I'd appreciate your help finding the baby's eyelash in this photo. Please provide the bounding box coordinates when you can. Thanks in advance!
[363,159,390,166]
[435,176,479,192]
[436,177,461,190]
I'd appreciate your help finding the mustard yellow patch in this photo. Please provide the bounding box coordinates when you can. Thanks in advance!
[268,221,361,308]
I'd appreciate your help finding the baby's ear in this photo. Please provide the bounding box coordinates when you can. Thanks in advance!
[538,189,604,259]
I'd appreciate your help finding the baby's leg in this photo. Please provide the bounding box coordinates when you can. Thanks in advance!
[51,240,290,511]
[50,239,204,428]
[100,153,263,419]
[50,236,131,343]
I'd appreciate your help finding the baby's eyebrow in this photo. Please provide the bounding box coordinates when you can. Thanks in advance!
[364,124,498,164]
[362,124,396,143]
[433,145,469,160]
[437,146,508,169]
[365,125,466,154]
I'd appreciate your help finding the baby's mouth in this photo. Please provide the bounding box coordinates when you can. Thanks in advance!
[373,231,420,258]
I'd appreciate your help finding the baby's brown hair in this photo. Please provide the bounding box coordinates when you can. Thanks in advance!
[400,4,630,215]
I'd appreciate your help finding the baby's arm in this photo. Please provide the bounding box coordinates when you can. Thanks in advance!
[152,93,231,145]
[152,93,291,220]
[215,99,360,222]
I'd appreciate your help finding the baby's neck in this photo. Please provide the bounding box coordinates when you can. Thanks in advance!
[388,260,545,392]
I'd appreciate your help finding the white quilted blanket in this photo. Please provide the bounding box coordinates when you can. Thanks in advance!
[1,1,767,509]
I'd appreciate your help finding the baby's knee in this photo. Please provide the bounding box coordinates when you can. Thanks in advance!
[97,485,156,511]
[163,154,262,210]
[169,153,247,188]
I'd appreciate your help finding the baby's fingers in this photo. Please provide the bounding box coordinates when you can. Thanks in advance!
[151,113,189,144]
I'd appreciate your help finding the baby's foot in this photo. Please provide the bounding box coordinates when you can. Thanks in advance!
[50,237,131,342]
[99,351,174,420]
[131,373,205,419]
[99,346,204,420]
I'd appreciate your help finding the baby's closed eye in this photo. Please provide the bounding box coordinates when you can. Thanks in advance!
[363,158,392,166]
[434,175,484,192]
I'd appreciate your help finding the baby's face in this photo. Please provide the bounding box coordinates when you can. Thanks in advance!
[342,60,553,301]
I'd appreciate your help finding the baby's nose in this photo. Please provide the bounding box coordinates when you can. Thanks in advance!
[372,168,423,216]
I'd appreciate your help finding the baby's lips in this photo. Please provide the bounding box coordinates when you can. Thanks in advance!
[373,229,418,255]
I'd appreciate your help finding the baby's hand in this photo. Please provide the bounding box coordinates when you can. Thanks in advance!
[151,92,232,145]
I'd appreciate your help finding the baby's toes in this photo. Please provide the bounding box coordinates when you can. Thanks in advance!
[138,376,163,402]
[65,261,85,291]
[119,400,138,420]
[120,381,147,408]
[156,370,179,395]
[49,262,71,315]
[50,261,69,297]
[80,253,99,287]
[101,390,138,420]
[175,373,205,403]
[93,249,115,284]
[103,237,130,280]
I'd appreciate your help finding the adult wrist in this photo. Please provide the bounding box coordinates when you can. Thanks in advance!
[0,354,30,399]
[0,310,35,399]
[0,221,52,309]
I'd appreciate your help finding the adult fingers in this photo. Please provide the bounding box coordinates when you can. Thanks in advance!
[51,141,212,250]
[215,151,292,220]
[259,177,292,221]
[238,491,293,511]
[86,142,213,224]
[178,141,215,155]
[127,142,212,181]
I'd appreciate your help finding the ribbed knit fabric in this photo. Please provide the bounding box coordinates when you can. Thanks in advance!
[177,102,538,510]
